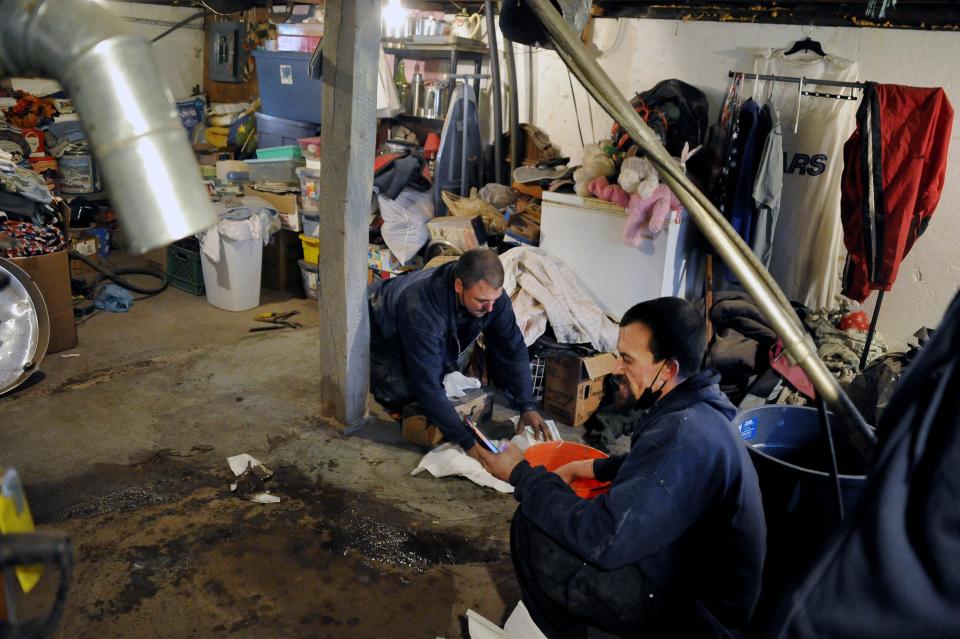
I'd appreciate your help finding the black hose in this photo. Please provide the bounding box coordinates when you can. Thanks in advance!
[68,249,169,296]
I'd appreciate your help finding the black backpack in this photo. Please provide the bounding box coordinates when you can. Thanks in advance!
[611,79,709,158]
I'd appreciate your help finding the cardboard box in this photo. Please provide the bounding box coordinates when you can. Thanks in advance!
[12,250,78,354]
[252,189,299,216]
[542,352,617,427]
[401,389,494,447]
[367,244,422,274]
[426,217,480,252]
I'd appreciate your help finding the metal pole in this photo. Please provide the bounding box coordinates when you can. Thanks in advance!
[859,290,885,370]
[461,82,470,196]
[484,0,504,184]
[504,36,521,179]
[526,0,876,458]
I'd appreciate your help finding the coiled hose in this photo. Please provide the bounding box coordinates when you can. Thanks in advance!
[68,249,169,296]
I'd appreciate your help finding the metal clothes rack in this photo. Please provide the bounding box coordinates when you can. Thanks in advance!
[728,71,868,90]
[729,70,881,368]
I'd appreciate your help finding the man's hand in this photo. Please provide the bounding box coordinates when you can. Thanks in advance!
[554,459,595,485]
[477,442,525,482]
[518,410,554,442]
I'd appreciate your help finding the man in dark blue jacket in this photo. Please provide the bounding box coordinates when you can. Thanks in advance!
[480,297,766,638]
[368,248,551,455]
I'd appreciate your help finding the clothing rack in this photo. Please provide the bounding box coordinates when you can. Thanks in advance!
[728,71,869,91]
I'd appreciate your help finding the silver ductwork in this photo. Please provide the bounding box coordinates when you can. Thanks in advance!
[0,0,217,253]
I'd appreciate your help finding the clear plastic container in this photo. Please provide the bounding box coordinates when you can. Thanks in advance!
[298,259,318,299]
[301,212,320,238]
[246,157,304,184]
[297,166,322,213]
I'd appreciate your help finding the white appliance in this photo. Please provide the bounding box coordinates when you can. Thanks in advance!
[540,191,702,321]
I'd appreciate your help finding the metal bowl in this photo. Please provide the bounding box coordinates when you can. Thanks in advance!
[0,258,50,396]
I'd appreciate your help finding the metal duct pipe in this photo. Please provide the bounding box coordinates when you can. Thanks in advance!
[0,0,217,253]
[525,0,876,459]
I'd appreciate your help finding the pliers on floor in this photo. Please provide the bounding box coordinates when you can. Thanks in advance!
[249,310,302,332]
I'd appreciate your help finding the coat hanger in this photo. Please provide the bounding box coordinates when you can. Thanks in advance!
[784,37,826,57]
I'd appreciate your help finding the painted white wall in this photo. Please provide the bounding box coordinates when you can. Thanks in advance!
[104,1,206,100]
[515,19,960,348]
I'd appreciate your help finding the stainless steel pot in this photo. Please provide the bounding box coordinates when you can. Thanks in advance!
[423,80,449,119]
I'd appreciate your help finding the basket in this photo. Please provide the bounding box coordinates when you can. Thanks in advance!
[530,355,545,403]
[167,238,205,296]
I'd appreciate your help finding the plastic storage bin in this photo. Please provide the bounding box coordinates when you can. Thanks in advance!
[256,144,303,160]
[255,112,318,149]
[252,50,322,123]
[301,213,320,238]
[246,157,304,184]
[300,234,319,264]
[297,136,322,161]
[298,259,318,299]
[297,166,322,213]
[167,238,206,296]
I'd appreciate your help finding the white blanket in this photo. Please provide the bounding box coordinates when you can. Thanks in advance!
[500,246,618,351]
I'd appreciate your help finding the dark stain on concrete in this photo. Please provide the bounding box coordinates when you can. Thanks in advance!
[21,454,518,637]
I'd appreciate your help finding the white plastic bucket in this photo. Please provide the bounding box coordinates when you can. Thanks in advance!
[201,234,263,311]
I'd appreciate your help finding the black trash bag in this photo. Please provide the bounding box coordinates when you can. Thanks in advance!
[611,79,710,158]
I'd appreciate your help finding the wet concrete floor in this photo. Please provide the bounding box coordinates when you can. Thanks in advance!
[15,452,519,638]
[1,282,550,637]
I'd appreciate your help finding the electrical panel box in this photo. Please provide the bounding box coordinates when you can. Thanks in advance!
[208,21,247,83]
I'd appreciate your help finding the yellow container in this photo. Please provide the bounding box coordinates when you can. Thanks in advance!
[300,234,319,264]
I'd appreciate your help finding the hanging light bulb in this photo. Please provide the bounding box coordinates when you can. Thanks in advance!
[382,0,409,38]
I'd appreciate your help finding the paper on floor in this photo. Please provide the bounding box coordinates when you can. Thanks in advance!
[411,425,557,493]
[442,371,482,399]
[466,602,547,639]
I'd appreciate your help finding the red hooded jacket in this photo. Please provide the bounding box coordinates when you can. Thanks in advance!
[840,84,953,302]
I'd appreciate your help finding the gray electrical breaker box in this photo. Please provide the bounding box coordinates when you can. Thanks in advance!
[208,21,247,83]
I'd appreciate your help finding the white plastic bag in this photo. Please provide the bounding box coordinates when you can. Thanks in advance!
[378,188,434,265]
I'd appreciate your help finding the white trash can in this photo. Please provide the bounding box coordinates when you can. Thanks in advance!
[199,205,276,312]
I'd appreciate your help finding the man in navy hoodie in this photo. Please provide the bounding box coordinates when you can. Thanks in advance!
[368,248,551,456]
[480,297,766,637]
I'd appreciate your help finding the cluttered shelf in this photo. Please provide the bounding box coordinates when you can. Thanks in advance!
[381,36,489,59]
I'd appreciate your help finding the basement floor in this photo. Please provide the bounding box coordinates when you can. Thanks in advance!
[1,265,583,638]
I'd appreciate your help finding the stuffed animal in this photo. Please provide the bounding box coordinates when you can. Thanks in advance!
[617,156,659,200]
[573,143,616,197]
[623,183,682,245]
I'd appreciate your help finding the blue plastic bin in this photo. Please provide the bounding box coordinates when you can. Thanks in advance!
[252,50,322,124]
[255,112,319,149]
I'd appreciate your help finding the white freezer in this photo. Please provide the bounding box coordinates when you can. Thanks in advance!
[539,191,702,321]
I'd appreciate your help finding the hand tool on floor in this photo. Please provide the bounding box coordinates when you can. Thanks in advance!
[248,310,302,332]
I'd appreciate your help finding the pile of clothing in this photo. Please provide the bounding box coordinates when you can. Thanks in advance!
[701,291,888,402]
[0,148,62,258]
[0,220,64,258]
